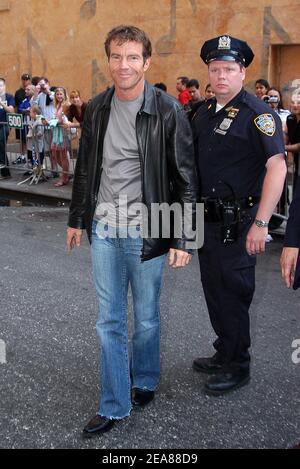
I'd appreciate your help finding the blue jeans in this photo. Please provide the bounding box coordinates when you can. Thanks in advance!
[91,220,166,419]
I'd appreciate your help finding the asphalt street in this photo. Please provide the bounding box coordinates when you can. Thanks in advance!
[0,205,299,449]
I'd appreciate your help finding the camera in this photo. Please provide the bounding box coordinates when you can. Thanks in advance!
[263,96,279,104]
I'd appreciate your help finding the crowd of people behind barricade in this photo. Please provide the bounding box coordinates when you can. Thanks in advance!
[0,74,88,186]
[0,72,300,194]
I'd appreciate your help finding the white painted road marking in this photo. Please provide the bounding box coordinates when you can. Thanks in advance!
[0,340,6,364]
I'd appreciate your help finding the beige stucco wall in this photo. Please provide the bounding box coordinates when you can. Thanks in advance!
[1,0,300,102]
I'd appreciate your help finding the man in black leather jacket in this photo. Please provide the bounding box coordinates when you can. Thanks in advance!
[67,25,198,438]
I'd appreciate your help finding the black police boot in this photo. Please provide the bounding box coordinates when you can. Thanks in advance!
[82,415,115,438]
[192,354,223,374]
[204,369,250,396]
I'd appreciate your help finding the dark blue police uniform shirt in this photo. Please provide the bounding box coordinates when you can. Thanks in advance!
[0,93,15,124]
[192,88,285,199]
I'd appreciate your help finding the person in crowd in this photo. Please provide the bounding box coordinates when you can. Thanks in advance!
[187,79,202,103]
[0,78,15,179]
[18,84,35,122]
[31,77,55,121]
[192,35,286,396]
[186,78,204,119]
[31,77,56,173]
[67,25,198,438]
[14,73,31,159]
[264,87,290,216]
[48,87,71,187]
[154,82,167,92]
[14,73,31,110]
[204,83,215,100]
[286,95,300,194]
[280,174,300,290]
[265,87,290,127]
[176,76,191,105]
[18,84,36,170]
[64,89,88,129]
[31,76,41,86]
[255,78,270,99]
[26,105,45,172]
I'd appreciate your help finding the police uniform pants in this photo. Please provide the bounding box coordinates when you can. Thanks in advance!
[198,215,256,372]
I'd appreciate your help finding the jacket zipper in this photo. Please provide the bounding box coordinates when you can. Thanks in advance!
[136,110,145,259]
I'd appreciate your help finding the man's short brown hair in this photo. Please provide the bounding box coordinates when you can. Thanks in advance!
[104,25,152,62]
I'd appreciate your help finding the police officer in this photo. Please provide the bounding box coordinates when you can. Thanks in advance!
[192,36,287,395]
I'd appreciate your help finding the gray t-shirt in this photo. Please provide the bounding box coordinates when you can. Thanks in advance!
[95,92,144,227]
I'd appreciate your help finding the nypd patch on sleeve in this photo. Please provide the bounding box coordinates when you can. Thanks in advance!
[254,113,276,136]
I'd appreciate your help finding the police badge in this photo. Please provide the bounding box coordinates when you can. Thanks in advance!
[215,117,233,135]
[254,114,276,136]
[227,107,240,119]
[218,36,231,50]
[219,118,233,131]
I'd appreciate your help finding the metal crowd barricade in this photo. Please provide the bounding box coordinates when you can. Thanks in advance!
[0,121,20,171]
[0,120,80,185]
[268,152,295,233]
[37,123,80,181]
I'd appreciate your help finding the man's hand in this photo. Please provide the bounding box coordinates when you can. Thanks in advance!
[246,224,268,256]
[280,247,299,288]
[66,227,83,250]
[168,248,192,268]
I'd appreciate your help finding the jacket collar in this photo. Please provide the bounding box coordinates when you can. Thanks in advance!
[141,81,157,115]
[100,86,115,109]
[99,81,157,116]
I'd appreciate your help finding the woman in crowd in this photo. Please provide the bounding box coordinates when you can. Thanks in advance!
[50,87,71,187]
[266,87,290,127]
[265,87,290,216]
[255,78,270,99]
[64,89,87,129]
[204,83,215,100]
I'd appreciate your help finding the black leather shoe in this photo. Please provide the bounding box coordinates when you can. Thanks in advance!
[82,415,115,438]
[193,355,223,374]
[132,388,155,407]
[205,370,250,396]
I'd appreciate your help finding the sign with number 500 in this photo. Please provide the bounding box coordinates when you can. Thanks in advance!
[7,113,23,129]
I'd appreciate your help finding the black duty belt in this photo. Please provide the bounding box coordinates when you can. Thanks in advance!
[202,196,260,223]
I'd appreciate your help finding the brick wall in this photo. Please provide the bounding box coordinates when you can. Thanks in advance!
[1,0,300,103]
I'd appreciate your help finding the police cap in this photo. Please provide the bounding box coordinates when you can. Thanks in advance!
[200,35,254,68]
